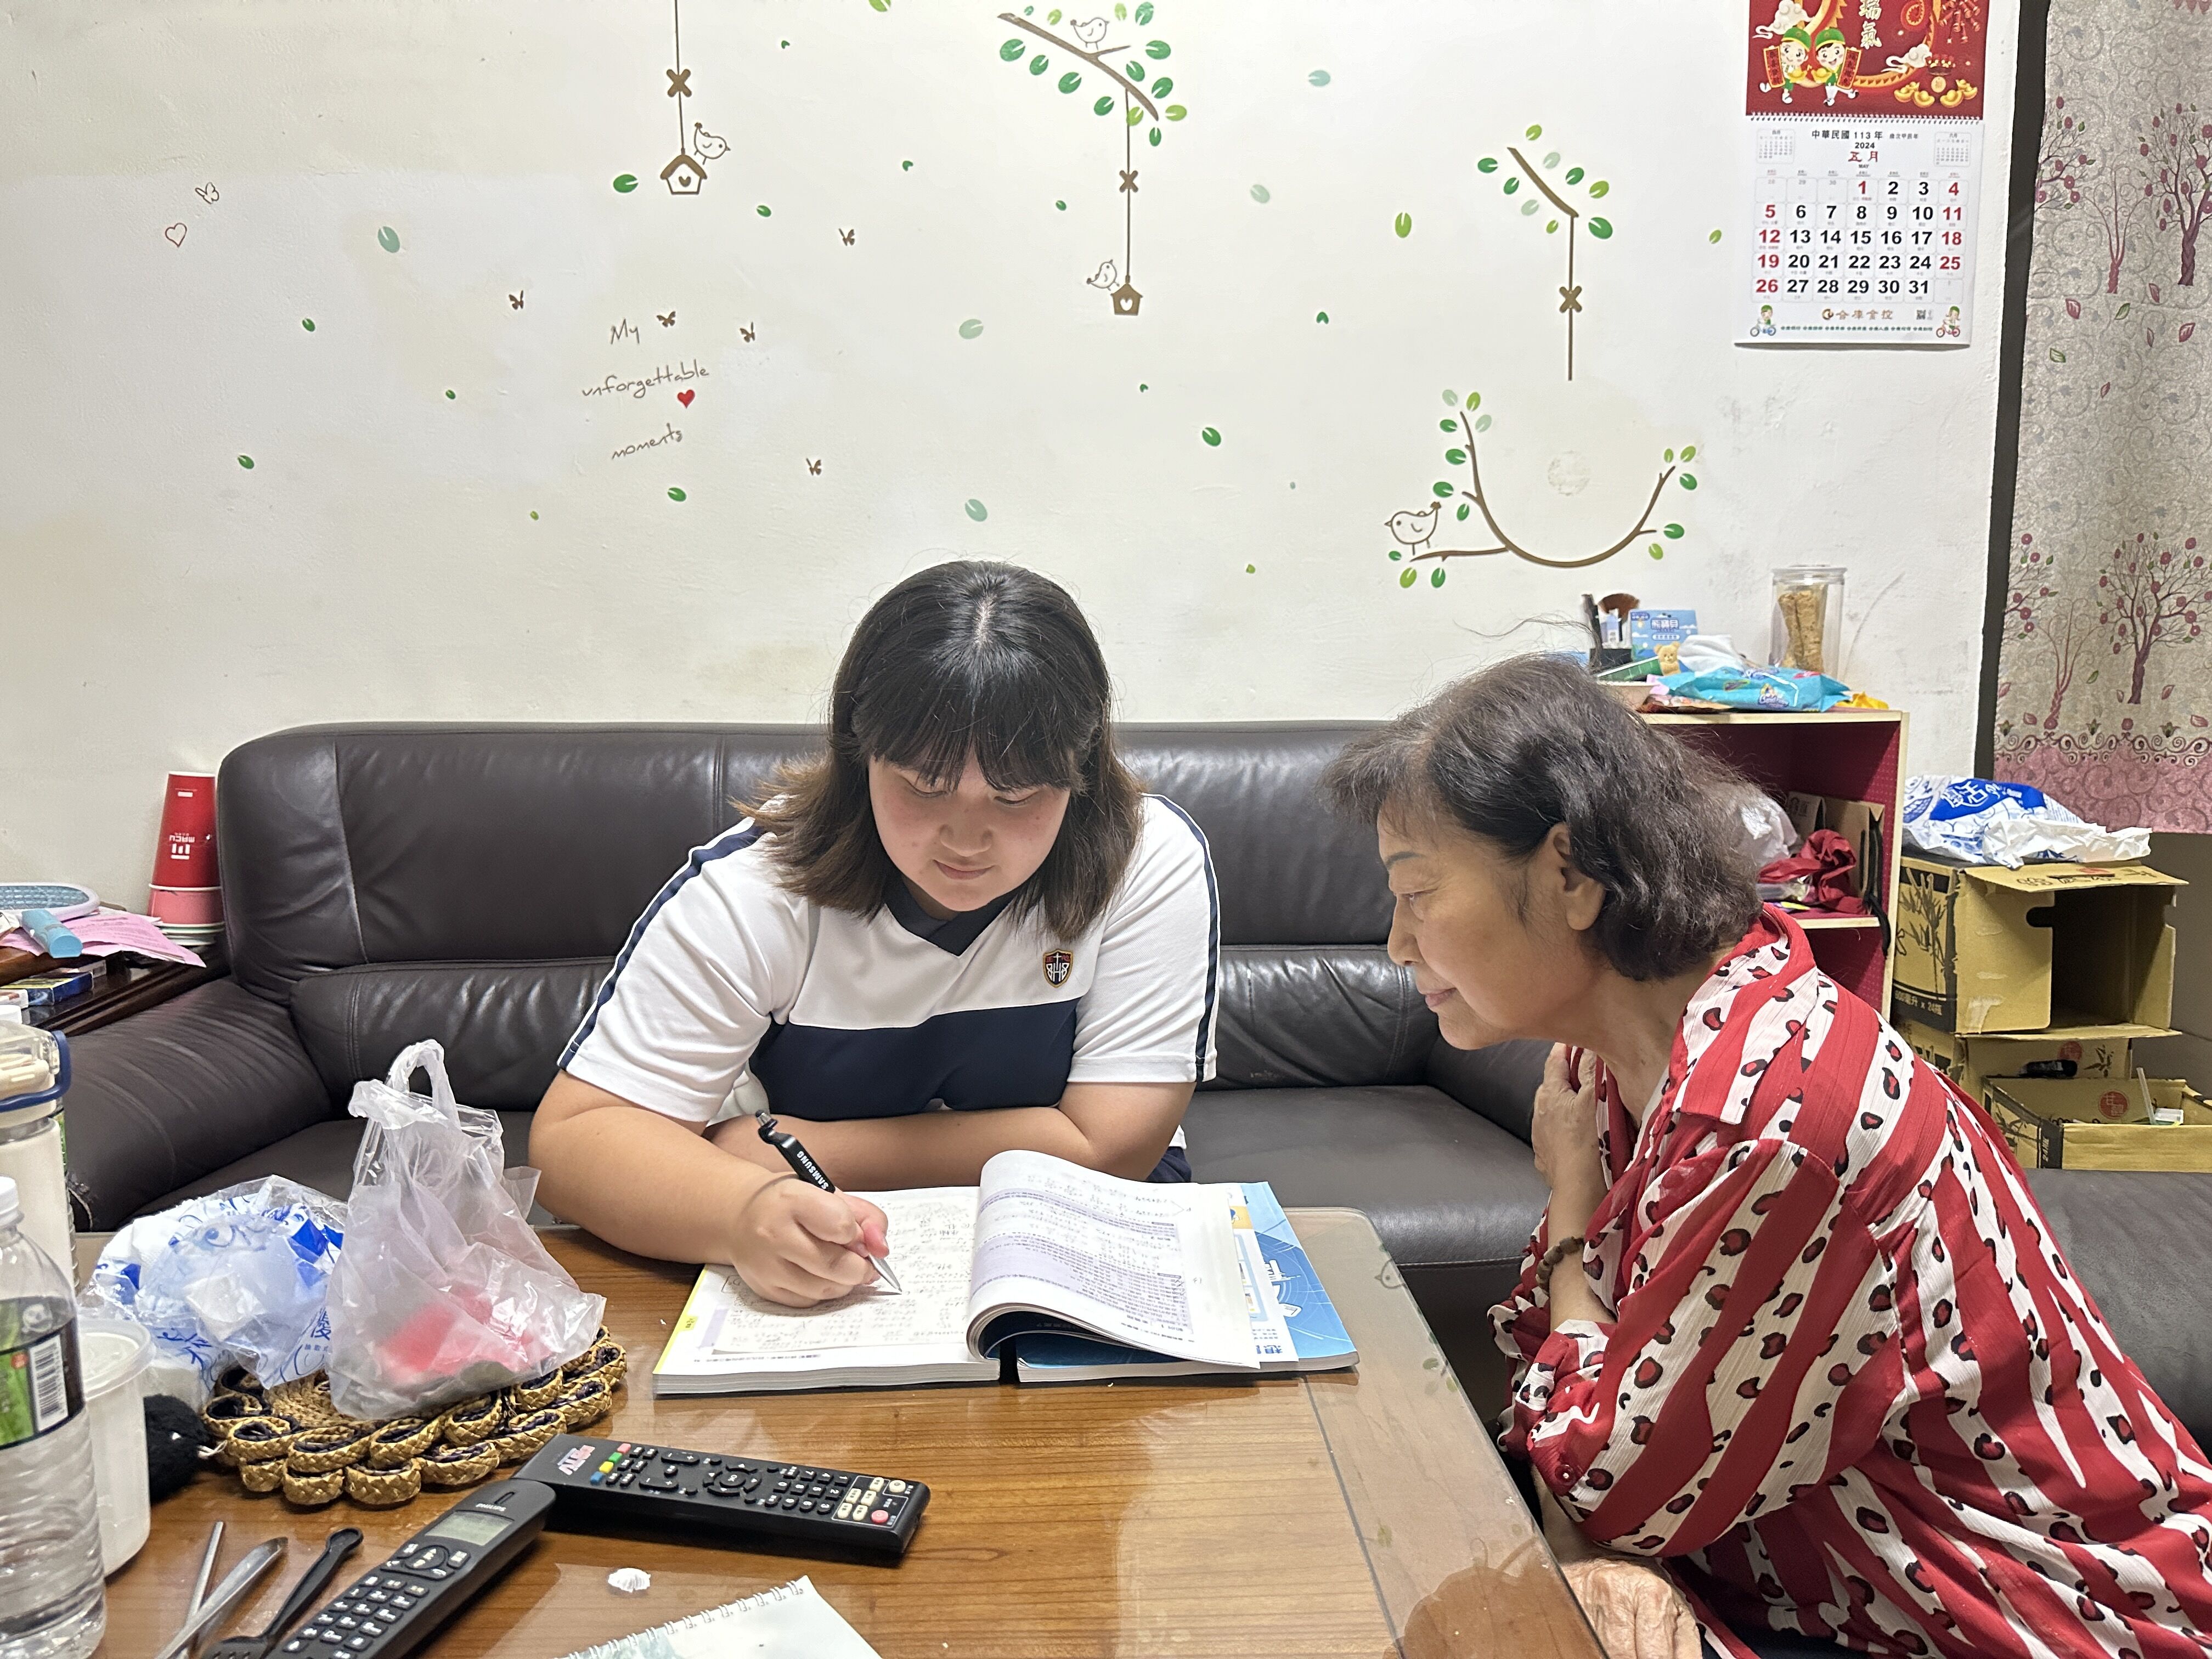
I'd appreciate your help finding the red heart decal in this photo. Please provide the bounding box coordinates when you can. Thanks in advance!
[678,389,695,407]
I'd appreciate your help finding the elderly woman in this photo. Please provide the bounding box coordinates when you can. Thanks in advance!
[1328,656,2212,1659]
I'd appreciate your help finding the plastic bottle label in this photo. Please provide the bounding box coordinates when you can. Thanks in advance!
[0,1329,83,1448]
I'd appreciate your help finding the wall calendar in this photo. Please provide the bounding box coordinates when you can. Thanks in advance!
[1739,0,1990,346]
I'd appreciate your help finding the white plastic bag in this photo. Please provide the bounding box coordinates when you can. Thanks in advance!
[323,1040,603,1420]
[87,1176,345,1407]
[1731,789,1799,874]
[1902,775,2152,868]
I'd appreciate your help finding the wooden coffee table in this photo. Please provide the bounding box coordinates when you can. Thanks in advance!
[96,1210,1602,1658]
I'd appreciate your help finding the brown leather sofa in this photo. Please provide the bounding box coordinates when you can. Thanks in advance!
[58,723,2212,1440]
[61,723,1551,1395]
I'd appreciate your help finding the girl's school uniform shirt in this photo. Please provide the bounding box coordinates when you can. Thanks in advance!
[560,794,1219,1180]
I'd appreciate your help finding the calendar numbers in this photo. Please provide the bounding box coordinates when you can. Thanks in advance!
[1740,122,1980,343]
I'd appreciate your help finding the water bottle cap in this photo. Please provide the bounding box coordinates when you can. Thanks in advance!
[0,1175,16,1229]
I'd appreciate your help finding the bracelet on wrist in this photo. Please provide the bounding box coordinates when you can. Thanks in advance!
[1536,1234,1587,1297]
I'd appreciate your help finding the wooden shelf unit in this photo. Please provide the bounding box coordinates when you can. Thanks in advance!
[1640,709,1908,1013]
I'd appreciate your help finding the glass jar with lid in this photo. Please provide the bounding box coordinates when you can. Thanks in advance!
[1770,565,1846,680]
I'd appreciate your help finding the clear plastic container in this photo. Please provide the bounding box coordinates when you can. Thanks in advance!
[76,1320,151,1575]
[0,1031,72,1276]
[0,1175,105,1659]
[1770,566,1846,679]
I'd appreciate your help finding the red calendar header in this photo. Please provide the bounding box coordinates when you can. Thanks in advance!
[1745,0,1988,120]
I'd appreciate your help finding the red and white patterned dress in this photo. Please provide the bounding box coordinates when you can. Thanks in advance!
[1494,907,2212,1658]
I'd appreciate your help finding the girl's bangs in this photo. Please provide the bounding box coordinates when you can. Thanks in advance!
[859,658,1088,792]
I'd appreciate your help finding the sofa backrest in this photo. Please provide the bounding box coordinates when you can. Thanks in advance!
[218,724,1436,1108]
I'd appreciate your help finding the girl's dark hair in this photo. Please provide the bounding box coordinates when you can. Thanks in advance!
[748,561,1143,940]
[1324,655,1762,981]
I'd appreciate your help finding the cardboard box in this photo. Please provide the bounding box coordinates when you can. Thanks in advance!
[1987,1077,2212,1171]
[1897,1015,2165,1108]
[1893,856,2183,1034]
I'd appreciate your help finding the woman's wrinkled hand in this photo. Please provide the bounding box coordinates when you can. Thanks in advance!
[1562,1556,1701,1659]
[1532,1042,1605,1214]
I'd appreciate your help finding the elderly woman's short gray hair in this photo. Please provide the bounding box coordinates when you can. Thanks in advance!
[1326,655,1764,981]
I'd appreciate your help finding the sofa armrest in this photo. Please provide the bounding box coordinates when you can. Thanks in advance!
[1425,1036,1549,1143]
[63,978,335,1228]
[2021,1169,2212,1450]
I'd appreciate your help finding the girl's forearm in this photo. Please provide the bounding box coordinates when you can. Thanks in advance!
[716,1104,1114,1189]
[533,1084,782,1264]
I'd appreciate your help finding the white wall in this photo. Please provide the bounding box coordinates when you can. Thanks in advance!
[0,1,2016,904]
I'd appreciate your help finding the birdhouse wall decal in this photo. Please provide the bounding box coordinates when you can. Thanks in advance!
[662,151,706,195]
[991,9,1188,313]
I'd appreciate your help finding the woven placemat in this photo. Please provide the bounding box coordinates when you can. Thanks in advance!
[203,1328,627,1509]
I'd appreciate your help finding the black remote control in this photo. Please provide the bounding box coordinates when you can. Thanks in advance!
[516,1433,929,1559]
[276,1481,552,1658]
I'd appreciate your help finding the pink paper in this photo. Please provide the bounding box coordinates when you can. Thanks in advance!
[1,910,206,967]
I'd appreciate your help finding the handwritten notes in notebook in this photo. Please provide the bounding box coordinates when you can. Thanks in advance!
[652,1152,1257,1394]
[710,1188,976,1357]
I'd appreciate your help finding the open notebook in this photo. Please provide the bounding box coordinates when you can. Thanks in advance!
[654,1152,1352,1393]
[557,1578,877,1659]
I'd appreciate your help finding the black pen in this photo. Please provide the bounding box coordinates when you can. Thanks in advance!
[753,1112,902,1294]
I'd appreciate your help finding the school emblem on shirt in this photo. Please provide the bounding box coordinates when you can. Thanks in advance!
[1042,949,1074,987]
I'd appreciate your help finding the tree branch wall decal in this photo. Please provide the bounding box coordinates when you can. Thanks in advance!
[992,3,1187,315]
[1381,390,1700,588]
[1476,126,1615,381]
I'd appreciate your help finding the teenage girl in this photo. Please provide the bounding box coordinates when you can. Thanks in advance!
[533,562,1220,1306]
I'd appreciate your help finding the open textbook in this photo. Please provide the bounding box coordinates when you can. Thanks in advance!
[654,1152,1353,1393]
[1014,1179,1356,1382]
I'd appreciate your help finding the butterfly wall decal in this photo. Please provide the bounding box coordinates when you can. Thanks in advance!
[658,311,676,327]
[739,323,757,342]
[509,292,525,310]
[839,228,855,246]
[806,458,822,475]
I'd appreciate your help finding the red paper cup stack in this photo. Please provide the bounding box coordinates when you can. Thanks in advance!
[148,772,224,954]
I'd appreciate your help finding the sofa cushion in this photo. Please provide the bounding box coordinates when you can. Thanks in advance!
[142,1110,537,1216]
[289,960,609,1110]
[1118,726,1394,945]
[1426,1037,1551,1142]
[218,724,1403,1004]
[219,726,822,1000]
[1184,1084,1546,1273]
[1211,946,1437,1090]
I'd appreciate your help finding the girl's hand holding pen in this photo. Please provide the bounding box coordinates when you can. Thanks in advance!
[726,1176,891,1308]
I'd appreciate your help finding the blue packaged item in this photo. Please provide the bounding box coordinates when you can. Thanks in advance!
[1901,776,2151,867]
[88,1175,345,1404]
[1658,665,1850,712]
[1629,609,1699,658]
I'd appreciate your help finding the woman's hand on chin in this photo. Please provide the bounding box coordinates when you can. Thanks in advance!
[1562,1558,1701,1659]
[1533,1042,1607,1236]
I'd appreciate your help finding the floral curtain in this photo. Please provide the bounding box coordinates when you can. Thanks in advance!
[1994,0,2212,830]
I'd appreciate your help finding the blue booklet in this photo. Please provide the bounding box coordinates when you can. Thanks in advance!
[1013,1182,1357,1382]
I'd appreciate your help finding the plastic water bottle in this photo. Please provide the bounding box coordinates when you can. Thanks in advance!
[0,1175,104,1659]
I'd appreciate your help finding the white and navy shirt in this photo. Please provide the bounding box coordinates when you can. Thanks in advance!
[561,795,1219,1178]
